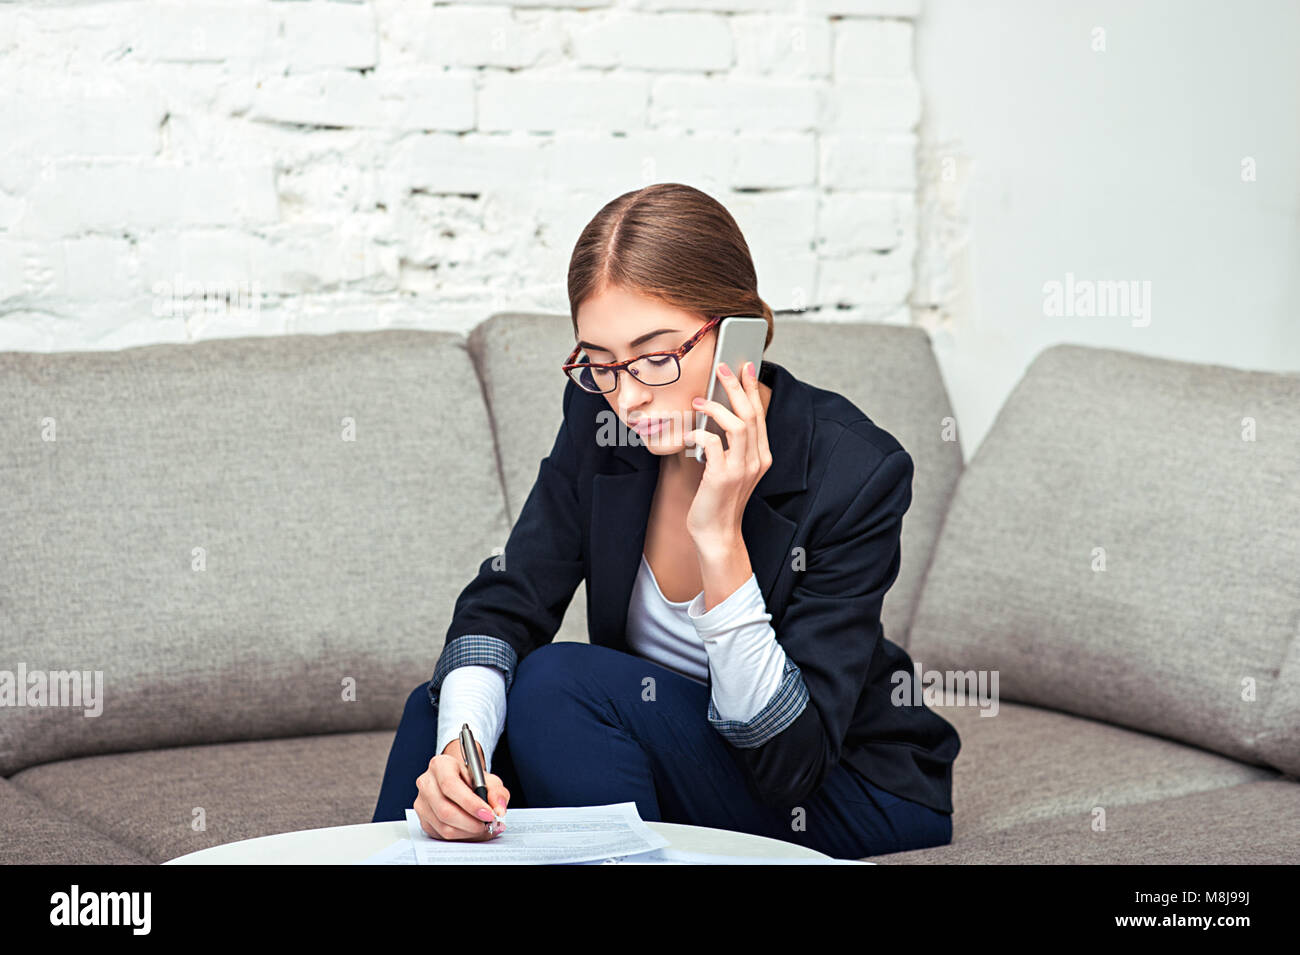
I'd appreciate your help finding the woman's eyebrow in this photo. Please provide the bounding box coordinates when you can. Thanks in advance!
[578,327,681,354]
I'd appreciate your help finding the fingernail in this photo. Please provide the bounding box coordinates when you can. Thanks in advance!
[477,808,494,821]
[745,361,754,376]
[692,397,704,406]
[496,800,507,817]
[718,363,731,377]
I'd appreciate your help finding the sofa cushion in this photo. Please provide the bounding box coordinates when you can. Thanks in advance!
[11,705,1283,865]
[470,312,964,649]
[762,318,964,648]
[872,779,1300,864]
[0,330,511,774]
[467,313,594,644]
[908,344,1300,773]
[0,778,152,864]
[10,730,394,864]
[923,698,1277,840]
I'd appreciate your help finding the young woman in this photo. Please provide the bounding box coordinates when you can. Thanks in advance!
[373,183,961,859]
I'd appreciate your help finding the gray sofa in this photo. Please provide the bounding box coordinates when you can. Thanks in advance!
[2,313,1297,864]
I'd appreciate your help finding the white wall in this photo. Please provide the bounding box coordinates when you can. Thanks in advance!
[913,0,1300,462]
[0,0,924,352]
[5,0,1293,466]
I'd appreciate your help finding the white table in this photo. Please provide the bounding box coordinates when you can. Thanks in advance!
[164,819,840,865]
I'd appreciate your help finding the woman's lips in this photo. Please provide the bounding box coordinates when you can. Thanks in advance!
[631,417,667,436]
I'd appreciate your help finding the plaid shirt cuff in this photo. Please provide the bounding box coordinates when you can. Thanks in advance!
[706,657,809,749]
[427,634,519,710]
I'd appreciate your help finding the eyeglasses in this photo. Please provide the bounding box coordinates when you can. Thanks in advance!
[561,315,724,395]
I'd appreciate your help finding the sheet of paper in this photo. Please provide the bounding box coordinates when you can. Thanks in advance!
[403,802,670,866]
[355,811,445,864]
[360,838,870,865]
[405,808,430,842]
[575,847,873,864]
[356,838,418,865]
[357,807,872,865]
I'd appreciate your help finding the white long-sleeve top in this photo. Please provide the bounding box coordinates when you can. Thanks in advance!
[435,554,790,773]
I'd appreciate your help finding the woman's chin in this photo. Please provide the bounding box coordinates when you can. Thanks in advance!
[640,435,683,455]
[625,414,693,454]
[633,426,686,455]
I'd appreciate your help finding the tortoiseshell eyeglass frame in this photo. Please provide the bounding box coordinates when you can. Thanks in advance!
[561,315,725,394]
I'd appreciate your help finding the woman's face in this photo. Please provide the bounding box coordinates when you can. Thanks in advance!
[573,287,717,457]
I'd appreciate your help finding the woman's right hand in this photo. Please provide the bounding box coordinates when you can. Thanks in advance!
[413,740,511,842]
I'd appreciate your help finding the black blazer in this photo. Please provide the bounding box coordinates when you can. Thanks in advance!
[432,359,961,814]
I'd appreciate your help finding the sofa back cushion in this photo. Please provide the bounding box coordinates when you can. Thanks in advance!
[467,313,591,644]
[473,313,964,649]
[762,319,964,647]
[0,329,510,775]
[907,343,1300,774]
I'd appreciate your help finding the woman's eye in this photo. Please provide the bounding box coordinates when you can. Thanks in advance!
[645,356,671,366]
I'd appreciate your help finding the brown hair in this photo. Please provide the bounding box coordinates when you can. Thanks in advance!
[567,183,775,352]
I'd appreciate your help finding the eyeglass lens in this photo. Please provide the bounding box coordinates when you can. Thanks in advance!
[569,353,681,393]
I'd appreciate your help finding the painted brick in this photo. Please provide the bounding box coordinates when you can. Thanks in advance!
[833,18,914,77]
[425,7,565,68]
[250,69,475,131]
[567,12,733,72]
[821,78,921,130]
[652,77,819,131]
[13,163,279,236]
[0,92,164,157]
[271,1,379,71]
[821,133,918,190]
[731,15,832,78]
[0,0,923,350]
[478,72,650,132]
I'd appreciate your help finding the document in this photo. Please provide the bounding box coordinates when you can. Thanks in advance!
[356,803,669,866]
[574,848,872,865]
[357,838,418,865]
[354,805,871,865]
[412,802,669,865]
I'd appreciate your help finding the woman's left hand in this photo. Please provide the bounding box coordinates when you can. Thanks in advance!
[685,360,773,555]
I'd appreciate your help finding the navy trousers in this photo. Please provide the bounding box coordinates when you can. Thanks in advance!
[373,641,952,860]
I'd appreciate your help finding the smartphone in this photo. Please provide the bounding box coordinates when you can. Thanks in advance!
[688,316,768,462]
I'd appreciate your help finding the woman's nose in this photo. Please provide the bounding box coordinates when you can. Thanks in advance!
[617,374,654,408]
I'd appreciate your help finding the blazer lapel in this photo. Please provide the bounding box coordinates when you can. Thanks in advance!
[586,360,814,651]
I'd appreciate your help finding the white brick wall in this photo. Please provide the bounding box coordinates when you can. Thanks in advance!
[0,0,923,351]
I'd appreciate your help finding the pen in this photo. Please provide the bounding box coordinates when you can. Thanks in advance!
[459,723,502,837]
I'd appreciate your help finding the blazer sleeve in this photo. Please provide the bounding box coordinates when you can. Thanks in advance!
[716,441,914,808]
[427,380,586,710]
